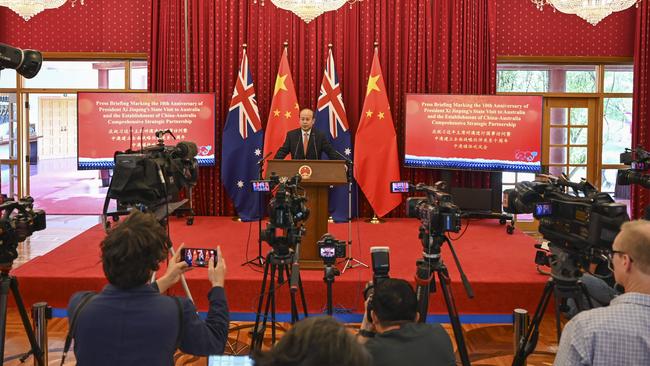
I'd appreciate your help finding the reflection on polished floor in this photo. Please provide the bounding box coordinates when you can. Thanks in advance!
[3,215,557,366]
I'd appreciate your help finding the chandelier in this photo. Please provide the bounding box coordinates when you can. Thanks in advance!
[254,0,362,23]
[531,0,641,25]
[0,0,85,21]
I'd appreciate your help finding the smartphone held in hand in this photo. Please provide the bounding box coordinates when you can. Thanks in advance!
[180,248,217,267]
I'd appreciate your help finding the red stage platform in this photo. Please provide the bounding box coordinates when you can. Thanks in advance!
[12,217,548,321]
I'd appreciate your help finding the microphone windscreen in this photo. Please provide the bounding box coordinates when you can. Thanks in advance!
[176,141,198,158]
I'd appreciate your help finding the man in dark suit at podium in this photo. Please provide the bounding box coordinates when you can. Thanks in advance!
[275,108,342,160]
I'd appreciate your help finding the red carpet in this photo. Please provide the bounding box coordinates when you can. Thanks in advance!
[12,217,548,318]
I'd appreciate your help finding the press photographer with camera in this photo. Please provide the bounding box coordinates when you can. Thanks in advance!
[65,210,229,366]
[553,220,650,366]
[357,278,455,366]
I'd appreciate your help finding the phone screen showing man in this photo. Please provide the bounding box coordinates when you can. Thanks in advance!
[181,248,217,267]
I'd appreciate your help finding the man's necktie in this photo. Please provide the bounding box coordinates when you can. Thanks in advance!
[303,132,309,157]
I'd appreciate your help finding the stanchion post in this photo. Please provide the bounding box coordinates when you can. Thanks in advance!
[513,308,529,355]
[31,302,50,366]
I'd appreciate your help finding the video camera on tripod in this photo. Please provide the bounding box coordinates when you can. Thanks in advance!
[617,146,650,218]
[617,146,650,186]
[251,174,310,349]
[503,174,629,366]
[0,196,46,266]
[103,129,199,225]
[391,180,473,366]
[402,181,462,234]
[0,197,47,365]
[258,173,309,256]
[503,174,628,270]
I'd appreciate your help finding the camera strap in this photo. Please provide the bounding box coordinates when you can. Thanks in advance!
[61,291,97,366]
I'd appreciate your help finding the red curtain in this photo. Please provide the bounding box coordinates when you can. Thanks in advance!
[633,1,650,219]
[149,0,497,217]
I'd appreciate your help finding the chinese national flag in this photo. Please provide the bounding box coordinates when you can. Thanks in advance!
[263,48,300,173]
[354,50,401,217]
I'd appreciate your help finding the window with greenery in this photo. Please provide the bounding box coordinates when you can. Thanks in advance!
[497,61,633,219]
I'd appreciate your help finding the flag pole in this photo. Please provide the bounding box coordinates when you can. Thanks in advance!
[238,42,266,266]
[363,41,386,225]
[232,43,248,223]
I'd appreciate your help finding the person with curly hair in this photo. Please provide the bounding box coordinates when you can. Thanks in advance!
[67,210,229,366]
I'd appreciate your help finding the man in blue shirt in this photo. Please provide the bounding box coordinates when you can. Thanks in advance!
[67,210,229,365]
[554,220,650,366]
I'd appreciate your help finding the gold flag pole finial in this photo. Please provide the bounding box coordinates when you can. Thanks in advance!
[283,41,289,50]
[242,43,248,50]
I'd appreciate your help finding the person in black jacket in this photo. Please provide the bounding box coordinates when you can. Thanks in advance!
[274,108,342,160]
[67,210,229,366]
[357,278,456,366]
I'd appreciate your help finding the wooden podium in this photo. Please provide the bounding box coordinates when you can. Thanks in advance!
[266,159,347,269]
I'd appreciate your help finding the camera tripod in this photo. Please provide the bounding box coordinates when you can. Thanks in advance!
[414,228,474,366]
[0,269,44,366]
[241,152,272,268]
[512,246,594,366]
[250,245,308,352]
[323,263,340,316]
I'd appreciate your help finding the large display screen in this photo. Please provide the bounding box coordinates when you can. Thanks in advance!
[405,94,543,172]
[77,92,216,169]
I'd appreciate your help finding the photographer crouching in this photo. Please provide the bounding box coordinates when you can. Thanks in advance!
[357,278,455,366]
[65,210,229,365]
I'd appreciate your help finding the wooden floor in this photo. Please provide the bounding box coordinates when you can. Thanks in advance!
[2,312,559,365]
[2,215,559,365]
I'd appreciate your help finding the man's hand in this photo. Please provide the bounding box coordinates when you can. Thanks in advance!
[208,246,226,288]
[157,243,192,293]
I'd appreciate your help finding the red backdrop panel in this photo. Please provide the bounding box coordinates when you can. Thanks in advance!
[0,0,150,52]
[496,0,635,57]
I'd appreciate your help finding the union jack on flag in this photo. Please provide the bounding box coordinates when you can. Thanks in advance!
[317,50,349,139]
[221,48,264,221]
[229,51,262,139]
[315,47,357,222]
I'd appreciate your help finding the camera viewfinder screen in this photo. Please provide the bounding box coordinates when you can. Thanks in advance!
[391,181,410,193]
[251,181,270,192]
[534,203,553,217]
[320,247,336,258]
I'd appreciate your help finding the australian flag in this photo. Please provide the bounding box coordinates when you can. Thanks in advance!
[315,48,357,222]
[221,48,264,221]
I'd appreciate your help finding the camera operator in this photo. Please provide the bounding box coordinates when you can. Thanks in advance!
[357,278,455,366]
[554,220,650,366]
[66,210,229,365]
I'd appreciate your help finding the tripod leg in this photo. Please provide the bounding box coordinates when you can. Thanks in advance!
[437,270,471,366]
[512,279,555,366]
[577,282,594,310]
[414,260,434,324]
[251,256,271,352]
[8,277,44,366]
[297,273,308,318]
[285,265,299,324]
[0,276,10,363]
[270,263,278,345]
[553,292,564,343]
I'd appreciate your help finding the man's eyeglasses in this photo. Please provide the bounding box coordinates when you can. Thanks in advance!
[607,250,633,272]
